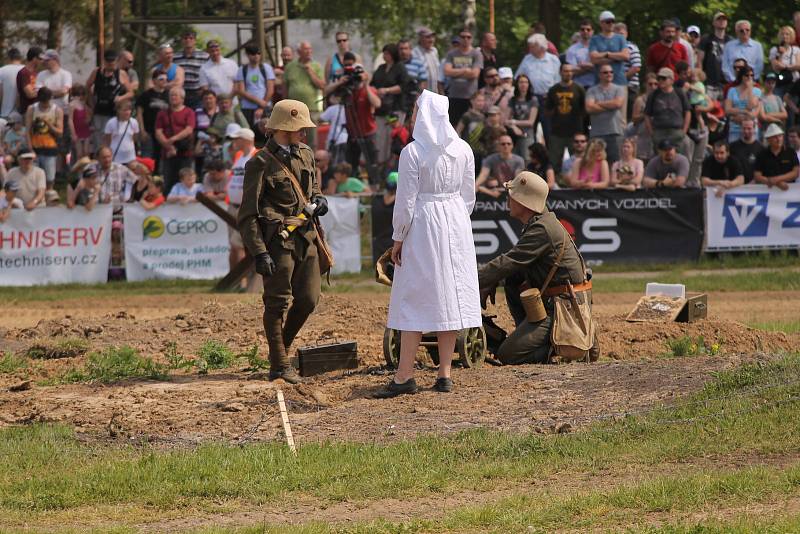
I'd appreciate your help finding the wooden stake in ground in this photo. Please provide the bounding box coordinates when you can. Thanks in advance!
[276,389,297,455]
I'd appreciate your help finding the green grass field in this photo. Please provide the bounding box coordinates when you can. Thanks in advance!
[2,354,800,532]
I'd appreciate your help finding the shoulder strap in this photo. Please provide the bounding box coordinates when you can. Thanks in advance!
[263,148,309,205]
[259,63,268,82]
[540,227,568,293]
[242,64,248,80]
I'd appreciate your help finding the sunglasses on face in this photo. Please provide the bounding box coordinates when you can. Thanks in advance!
[336,38,348,43]
[657,76,668,81]
[602,19,615,24]
[498,142,513,146]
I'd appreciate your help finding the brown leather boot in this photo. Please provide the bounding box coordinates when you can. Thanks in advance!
[264,313,300,380]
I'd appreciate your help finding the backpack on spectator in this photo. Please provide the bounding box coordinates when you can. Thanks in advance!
[242,64,268,87]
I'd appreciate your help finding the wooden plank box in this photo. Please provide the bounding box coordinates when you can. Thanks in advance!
[295,341,358,377]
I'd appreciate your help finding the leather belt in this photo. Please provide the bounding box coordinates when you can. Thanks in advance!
[543,280,592,298]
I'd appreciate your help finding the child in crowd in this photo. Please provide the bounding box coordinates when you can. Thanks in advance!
[128,160,154,202]
[167,167,204,204]
[327,162,370,198]
[140,175,166,210]
[201,159,228,201]
[69,84,92,160]
[3,112,27,161]
[67,165,101,210]
[0,181,24,222]
[382,171,398,206]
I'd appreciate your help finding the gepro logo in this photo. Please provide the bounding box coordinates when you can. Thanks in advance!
[143,216,165,240]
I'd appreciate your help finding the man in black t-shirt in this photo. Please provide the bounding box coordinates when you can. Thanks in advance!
[697,12,732,100]
[135,69,170,165]
[701,140,744,196]
[729,119,763,183]
[754,124,799,191]
[546,63,586,175]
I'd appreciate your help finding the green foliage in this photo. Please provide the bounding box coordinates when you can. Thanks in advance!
[26,338,90,360]
[750,320,800,334]
[62,346,166,384]
[238,344,270,371]
[163,342,194,371]
[195,340,235,373]
[0,353,28,374]
[665,335,722,357]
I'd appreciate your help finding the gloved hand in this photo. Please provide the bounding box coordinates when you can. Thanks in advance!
[311,194,328,217]
[254,252,276,276]
[480,284,497,310]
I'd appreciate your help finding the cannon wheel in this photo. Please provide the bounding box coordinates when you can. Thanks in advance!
[383,327,401,368]
[456,327,487,368]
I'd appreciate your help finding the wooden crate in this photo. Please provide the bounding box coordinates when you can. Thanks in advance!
[295,341,358,377]
[675,293,708,323]
[626,293,708,323]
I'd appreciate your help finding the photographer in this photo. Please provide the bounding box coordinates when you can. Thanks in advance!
[324,52,382,183]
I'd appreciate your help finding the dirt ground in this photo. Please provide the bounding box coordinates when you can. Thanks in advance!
[0,290,798,445]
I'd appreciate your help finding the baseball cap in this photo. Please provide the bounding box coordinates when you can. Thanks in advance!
[765,72,778,81]
[19,152,36,159]
[83,166,98,178]
[504,171,549,213]
[229,128,255,141]
[207,40,221,49]
[386,171,399,189]
[598,10,615,22]
[224,123,242,138]
[43,49,60,61]
[487,105,501,115]
[4,181,19,192]
[417,26,435,37]
[657,139,675,151]
[498,67,513,79]
[713,11,727,21]
[764,123,784,139]
[687,25,700,35]
[657,67,675,79]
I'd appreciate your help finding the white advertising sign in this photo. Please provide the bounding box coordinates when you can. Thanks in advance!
[705,184,800,250]
[0,205,112,286]
[123,203,230,281]
[320,196,361,274]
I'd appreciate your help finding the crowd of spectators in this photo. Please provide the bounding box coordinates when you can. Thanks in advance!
[2,11,800,226]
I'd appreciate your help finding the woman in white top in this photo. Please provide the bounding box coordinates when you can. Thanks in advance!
[610,137,644,190]
[769,26,800,98]
[377,90,481,398]
[103,100,140,165]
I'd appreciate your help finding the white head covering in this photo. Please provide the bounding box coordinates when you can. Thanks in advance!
[412,90,461,156]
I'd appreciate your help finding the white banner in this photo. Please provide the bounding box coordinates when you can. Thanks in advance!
[0,205,112,286]
[123,203,230,281]
[320,196,361,274]
[705,183,800,250]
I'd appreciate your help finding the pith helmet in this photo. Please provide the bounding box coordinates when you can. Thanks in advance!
[504,171,548,213]
[266,99,316,131]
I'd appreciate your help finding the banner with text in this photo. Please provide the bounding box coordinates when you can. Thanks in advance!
[0,206,112,286]
[705,183,800,251]
[372,190,704,264]
[319,196,361,274]
[123,203,230,281]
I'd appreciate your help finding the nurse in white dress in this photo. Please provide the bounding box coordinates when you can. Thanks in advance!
[378,90,482,397]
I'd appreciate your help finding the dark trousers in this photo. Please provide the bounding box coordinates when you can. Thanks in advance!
[535,94,551,144]
[448,97,471,126]
[496,271,552,365]
[346,133,381,184]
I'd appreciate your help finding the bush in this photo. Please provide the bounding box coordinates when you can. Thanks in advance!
[195,340,235,373]
[63,346,166,383]
[26,338,90,359]
[665,336,722,358]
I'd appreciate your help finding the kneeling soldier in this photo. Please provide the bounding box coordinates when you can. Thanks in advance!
[238,100,329,383]
[478,171,598,364]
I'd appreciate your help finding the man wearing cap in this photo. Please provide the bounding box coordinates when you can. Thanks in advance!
[0,181,24,221]
[36,50,72,111]
[412,27,440,95]
[174,30,210,109]
[722,20,764,82]
[686,25,701,67]
[16,47,45,115]
[5,152,46,210]
[698,13,732,101]
[477,171,595,364]
[589,11,629,88]
[238,99,328,384]
[646,20,689,77]
[643,139,689,189]
[644,67,691,155]
[754,124,799,191]
[199,40,238,99]
[226,127,257,282]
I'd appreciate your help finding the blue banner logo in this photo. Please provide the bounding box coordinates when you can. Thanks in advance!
[722,194,769,237]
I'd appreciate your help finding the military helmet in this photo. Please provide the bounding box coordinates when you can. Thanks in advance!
[266,99,316,132]
[504,171,549,213]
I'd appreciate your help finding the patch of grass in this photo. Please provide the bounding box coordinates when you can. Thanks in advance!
[0,353,28,374]
[750,320,800,334]
[664,335,722,358]
[238,344,269,371]
[26,337,90,359]
[163,342,194,371]
[61,346,166,384]
[0,279,215,303]
[593,269,800,293]
[592,249,800,273]
[195,340,235,373]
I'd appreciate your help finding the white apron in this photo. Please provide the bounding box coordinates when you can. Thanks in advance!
[387,90,482,332]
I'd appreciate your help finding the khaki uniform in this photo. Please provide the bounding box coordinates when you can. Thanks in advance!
[238,137,322,371]
[478,210,594,364]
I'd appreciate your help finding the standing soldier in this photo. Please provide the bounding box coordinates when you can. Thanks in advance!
[478,171,598,364]
[238,99,328,384]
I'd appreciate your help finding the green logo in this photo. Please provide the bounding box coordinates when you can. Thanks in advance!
[143,215,165,240]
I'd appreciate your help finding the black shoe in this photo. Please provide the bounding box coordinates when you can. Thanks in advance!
[374,378,418,399]
[433,377,453,393]
[269,367,302,384]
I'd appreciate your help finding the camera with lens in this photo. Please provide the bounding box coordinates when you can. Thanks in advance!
[342,64,365,88]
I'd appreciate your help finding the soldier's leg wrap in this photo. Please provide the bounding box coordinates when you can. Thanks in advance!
[262,249,295,371]
[283,243,321,351]
[497,315,553,365]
